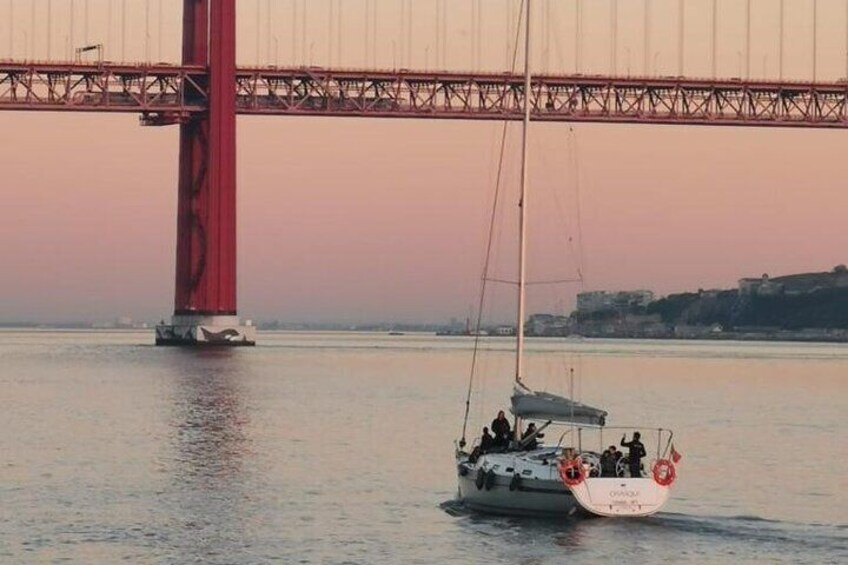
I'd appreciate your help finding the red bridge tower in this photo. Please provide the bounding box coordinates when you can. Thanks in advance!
[155,0,255,345]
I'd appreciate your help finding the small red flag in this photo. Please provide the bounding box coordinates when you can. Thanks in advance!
[671,444,682,463]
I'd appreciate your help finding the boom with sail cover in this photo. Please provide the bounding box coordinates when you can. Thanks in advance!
[511,384,607,426]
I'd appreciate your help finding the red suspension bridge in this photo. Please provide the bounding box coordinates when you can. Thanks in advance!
[1,0,847,344]
[4,63,848,128]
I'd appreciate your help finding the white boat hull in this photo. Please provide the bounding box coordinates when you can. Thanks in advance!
[569,477,671,517]
[455,450,672,518]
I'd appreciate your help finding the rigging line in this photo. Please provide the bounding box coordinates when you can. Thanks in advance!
[461,0,527,446]
[534,129,579,276]
[484,277,518,286]
[570,128,588,284]
[528,278,583,286]
[483,277,583,286]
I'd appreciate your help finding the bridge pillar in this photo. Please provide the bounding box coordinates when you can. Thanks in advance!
[156,0,255,346]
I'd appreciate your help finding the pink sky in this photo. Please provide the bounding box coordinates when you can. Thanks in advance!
[1,1,847,323]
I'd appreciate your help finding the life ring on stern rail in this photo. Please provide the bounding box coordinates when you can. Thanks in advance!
[557,458,585,487]
[652,459,677,486]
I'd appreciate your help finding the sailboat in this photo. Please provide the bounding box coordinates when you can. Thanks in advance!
[453,0,679,518]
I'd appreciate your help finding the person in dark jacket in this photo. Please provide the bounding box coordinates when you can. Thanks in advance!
[521,422,544,450]
[609,445,624,477]
[479,427,494,453]
[621,431,647,477]
[600,449,617,477]
[491,410,511,448]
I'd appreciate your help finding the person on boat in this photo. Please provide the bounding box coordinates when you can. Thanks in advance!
[521,422,544,450]
[621,432,647,478]
[560,448,582,480]
[479,427,494,453]
[491,410,511,448]
[600,449,617,477]
[609,445,624,477]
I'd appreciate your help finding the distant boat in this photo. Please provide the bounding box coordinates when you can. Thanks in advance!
[388,331,405,336]
[453,0,680,519]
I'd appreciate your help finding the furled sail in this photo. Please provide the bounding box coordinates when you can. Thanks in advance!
[510,384,607,427]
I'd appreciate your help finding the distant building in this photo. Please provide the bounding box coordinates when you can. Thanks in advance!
[527,313,571,336]
[739,265,848,297]
[576,290,654,314]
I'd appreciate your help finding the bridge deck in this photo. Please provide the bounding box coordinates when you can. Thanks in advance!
[2,62,848,128]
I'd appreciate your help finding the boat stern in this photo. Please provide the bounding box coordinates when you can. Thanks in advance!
[569,477,671,517]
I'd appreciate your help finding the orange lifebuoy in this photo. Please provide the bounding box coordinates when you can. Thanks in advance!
[652,459,677,486]
[557,458,585,487]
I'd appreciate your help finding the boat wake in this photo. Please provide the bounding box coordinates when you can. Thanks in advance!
[648,512,847,553]
[441,499,847,561]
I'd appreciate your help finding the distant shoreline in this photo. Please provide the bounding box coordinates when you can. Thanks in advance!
[2,325,848,344]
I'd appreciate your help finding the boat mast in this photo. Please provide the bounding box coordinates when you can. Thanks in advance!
[515,0,532,385]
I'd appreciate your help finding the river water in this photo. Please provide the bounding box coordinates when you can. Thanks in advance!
[1,330,845,563]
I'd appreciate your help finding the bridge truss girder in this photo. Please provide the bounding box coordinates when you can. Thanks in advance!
[3,63,848,128]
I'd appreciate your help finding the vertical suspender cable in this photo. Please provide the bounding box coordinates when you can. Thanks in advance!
[437,0,442,69]
[30,0,35,59]
[301,0,307,66]
[158,0,163,61]
[644,0,650,75]
[545,0,551,72]
[256,0,261,64]
[576,0,582,73]
[7,0,12,59]
[442,0,448,69]
[48,0,53,60]
[364,0,370,67]
[106,0,112,60]
[507,0,513,70]
[813,0,818,82]
[144,0,150,62]
[477,0,483,71]
[611,0,617,75]
[745,0,751,79]
[712,0,718,78]
[470,0,476,69]
[372,0,378,68]
[399,0,405,68]
[779,0,785,80]
[267,0,273,64]
[293,0,299,65]
[329,0,335,66]
[121,0,126,62]
[678,0,684,76]
[337,0,342,66]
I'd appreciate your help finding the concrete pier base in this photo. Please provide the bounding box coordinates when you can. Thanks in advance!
[155,314,256,346]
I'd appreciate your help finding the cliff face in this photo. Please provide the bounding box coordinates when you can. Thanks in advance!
[647,287,848,330]
[734,287,848,329]
[648,290,737,327]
